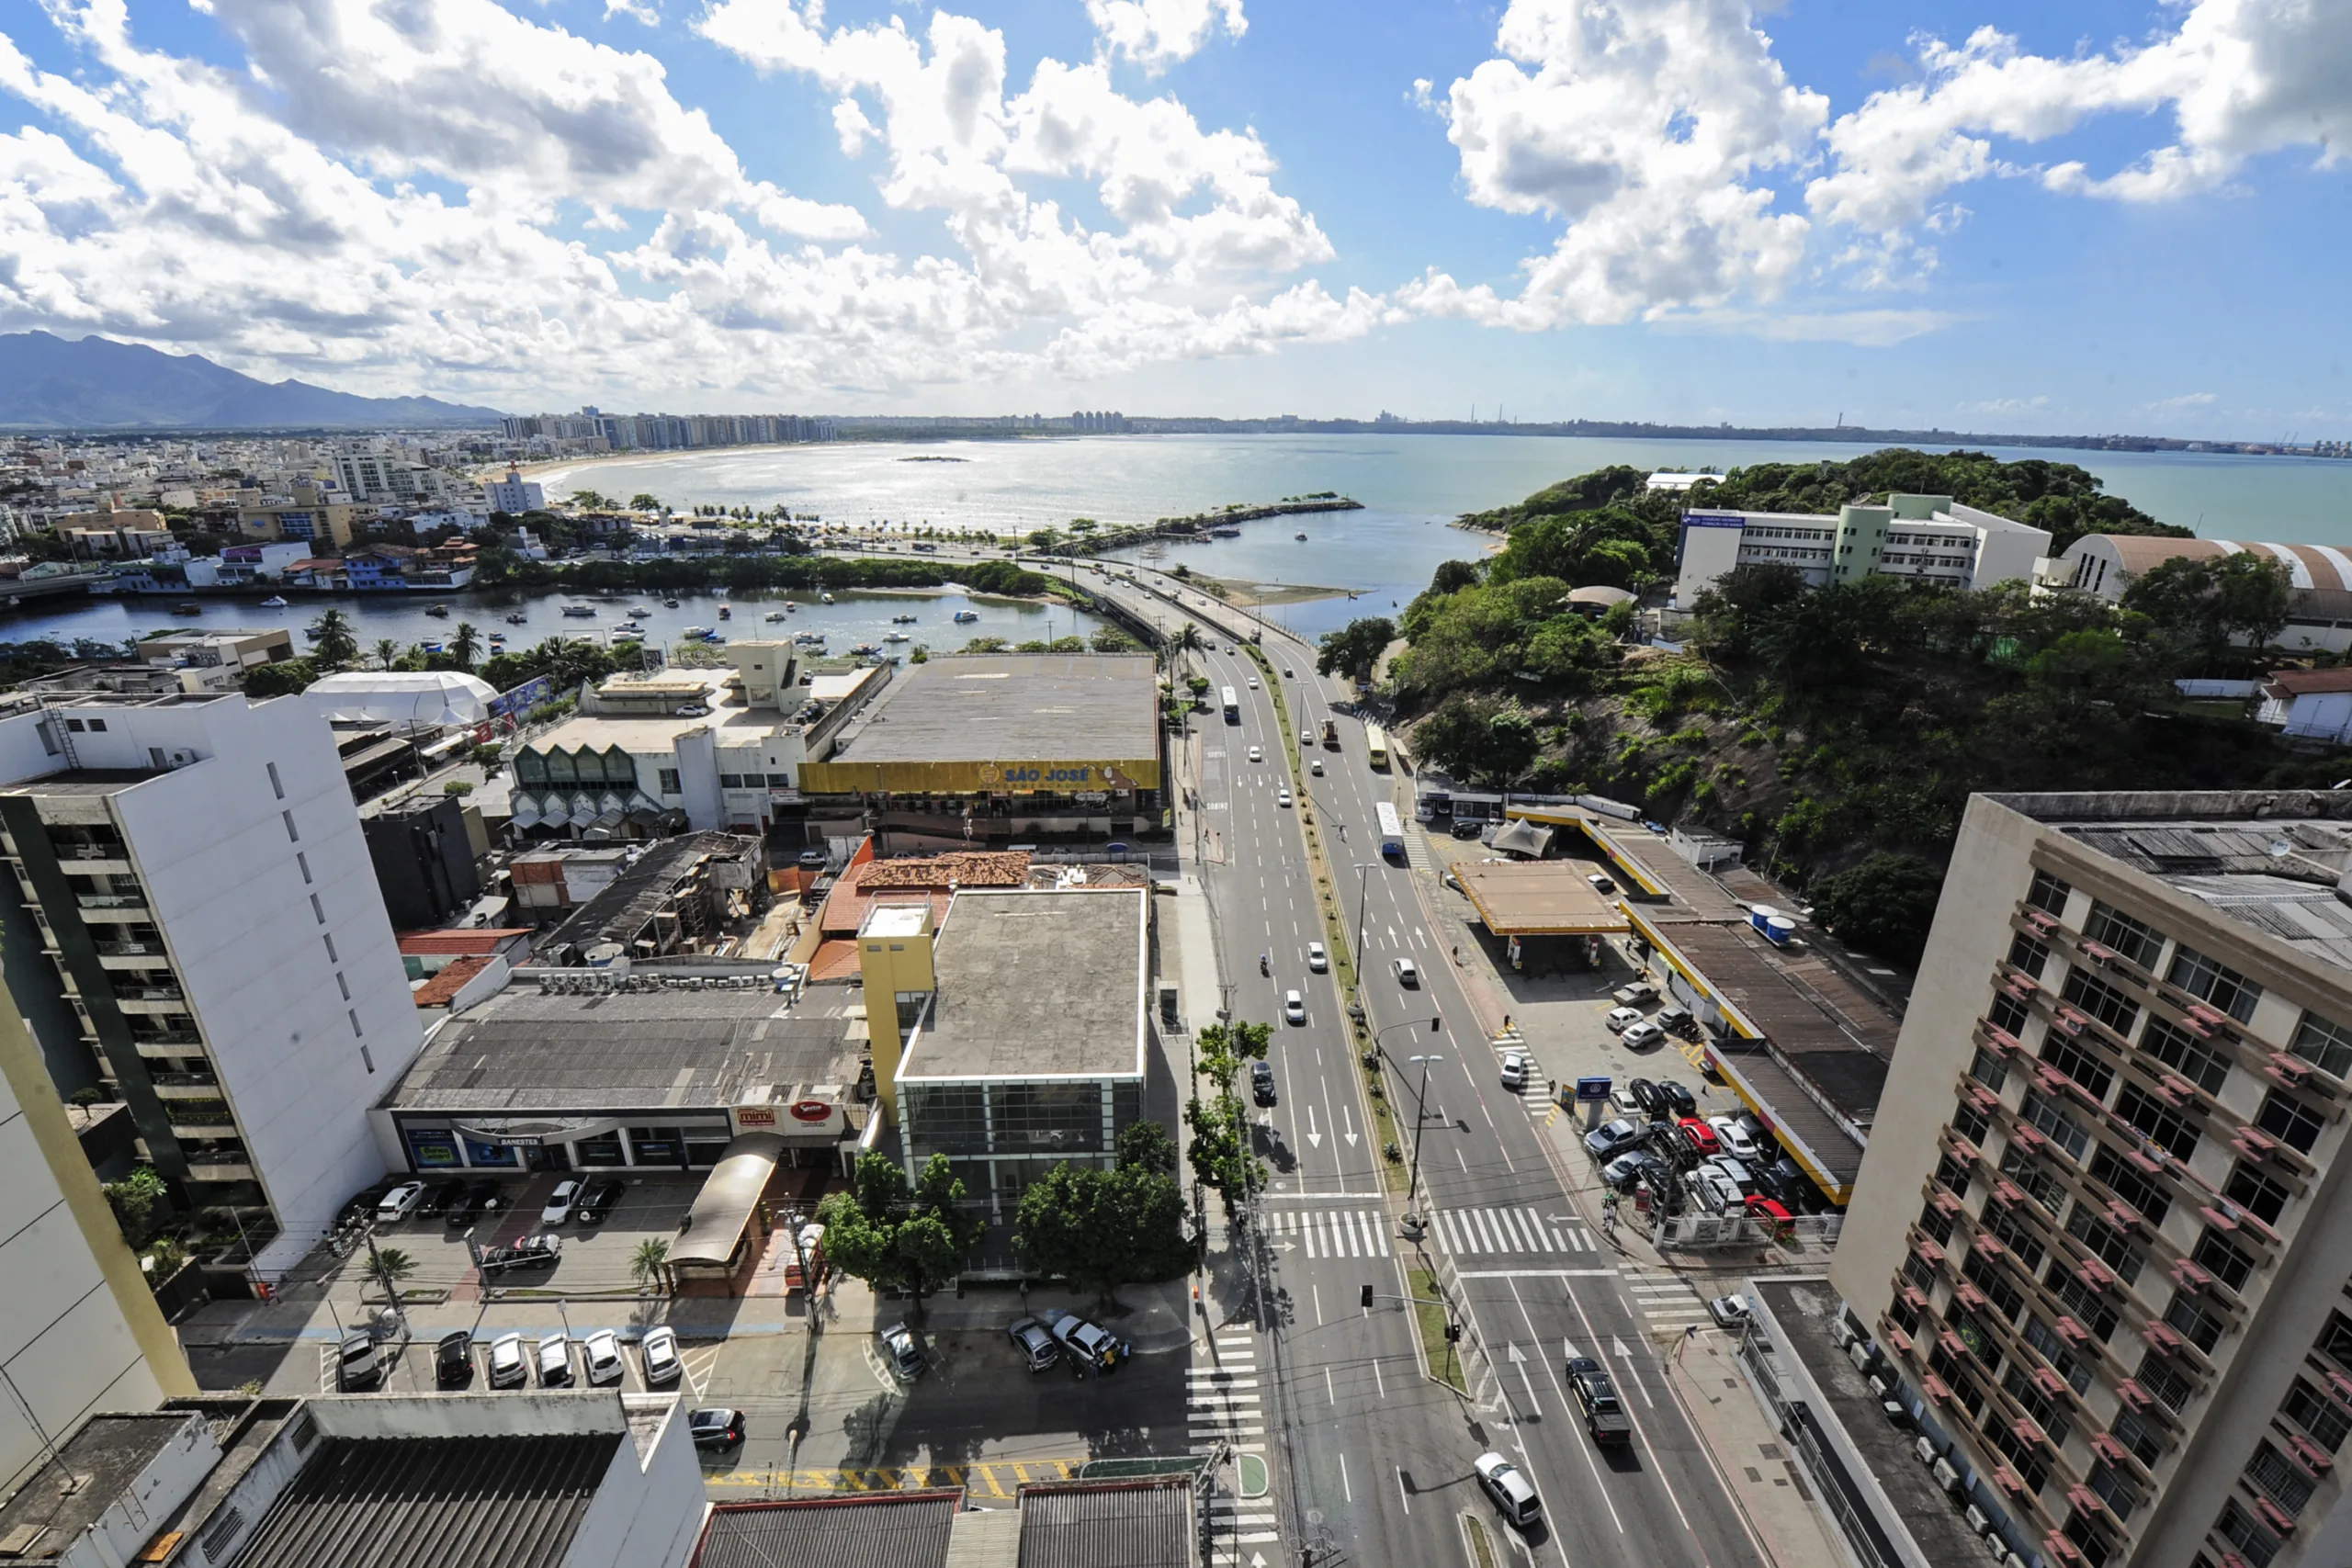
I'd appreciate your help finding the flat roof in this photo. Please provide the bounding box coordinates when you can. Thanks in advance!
[900,888,1148,1083]
[696,1493,961,1568]
[1018,1478,1195,1568]
[1453,860,1630,937]
[1712,1045,1869,1199]
[540,831,761,955]
[0,1413,196,1554]
[824,654,1158,767]
[1644,919,1894,1122]
[384,988,860,1115]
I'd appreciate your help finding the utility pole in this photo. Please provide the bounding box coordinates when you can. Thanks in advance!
[1406,1054,1443,1231]
[363,1230,410,1344]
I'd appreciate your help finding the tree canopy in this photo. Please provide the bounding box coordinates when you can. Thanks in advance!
[815,1152,985,1315]
[1012,1122,1192,1305]
[1316,616,1394,682]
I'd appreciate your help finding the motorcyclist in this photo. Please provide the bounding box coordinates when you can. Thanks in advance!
[1260,952,1271,976]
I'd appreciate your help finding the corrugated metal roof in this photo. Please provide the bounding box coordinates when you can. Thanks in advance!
[1016,1479,1194,1568]
[695,1492,960,1568]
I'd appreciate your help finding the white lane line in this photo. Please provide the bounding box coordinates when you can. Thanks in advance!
[1472,1208,1498,1252]
[1373,1214,1391,1258]
[1507,1276,1625,1536]
[1525,1208,1555,1253]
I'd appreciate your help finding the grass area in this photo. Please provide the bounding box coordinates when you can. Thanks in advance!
[1411,1266,1467,1393]
[1464,1515,1501,1568]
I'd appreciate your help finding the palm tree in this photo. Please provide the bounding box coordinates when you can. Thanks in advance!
[629,1238,671,1296]
[1179,621,1203,653]
[448,622,482,671]
[311,608,359,671]
[373,637,400,671]
[371,1247,416,1299]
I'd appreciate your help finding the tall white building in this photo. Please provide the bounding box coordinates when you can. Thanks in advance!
[1673,491,2052,605]
[0,694,422,1277]
[485,468,546,514]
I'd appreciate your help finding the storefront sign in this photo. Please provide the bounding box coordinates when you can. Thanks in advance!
[736,1107,778,1127]
[790,1100,833,1122]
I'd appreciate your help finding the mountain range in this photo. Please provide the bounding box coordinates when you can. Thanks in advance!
[0,332,504,430]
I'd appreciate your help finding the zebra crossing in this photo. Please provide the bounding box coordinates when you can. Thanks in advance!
[1190,1331,1279,1563]
[1266,1207,1391,1259]
[1430,1204,1600,1255]
[1626,1275,1715,1333]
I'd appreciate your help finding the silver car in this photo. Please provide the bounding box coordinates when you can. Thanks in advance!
[1007,1316,1060,1372]
[487,1332,528,1389]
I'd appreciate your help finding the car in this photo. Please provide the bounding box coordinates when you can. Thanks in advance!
[1677,1117,1722,1156]
[542,1180,582,1224]
[336,1179,401,1230]
[478,1234,562,1272]
[573,1179,627,1225]
[1708,1292,1755,1330]
[1227,646,1237,655]
[335,1332,383,1393]
[1442,868,1462,892]
[1247,746,1263,762]
[435,1331,474,1388]
[1283,668,1295,678]
[688,1407,747,1450]
[1499,1050,1529,1090]
[1603,1150,1674,1194]
[640,1326,682,1385]
[1625,1077,1664,1118]
[1043,1309,1130,1372]
[1655,1004,1697,1038]
[1394,958,1419,987]
[1584,1118,1646,1159]
[1566,1356,1633,1445]
[1658,1080,1699,1118]
[1008,1316,1061,1372]
[1306,942,1328,972]
[1702,1155,1757,1195]
[447,1178,503,1228]
[1251,1060,1277,1105]
[797,847,829,869]
[426,1179,469,1218]
[1276,788,1293,807]
[1451,818,1484,840]
[1745,1194,1793,1227]
[1284,989,1306,1025]
[1247,677,1260,689]
[881,1322,925,1381]
[537,1335,572,1386]
[1710,1115,1761,1162]
[376,1181,426,1221]
[582,1330,625,1387]
[1473,1451,1542,1528]
[1611,981,1660,1008]
[1691,1168,1745,1214]
[1604,1006,1645,1033]
[1309,761,1324,775]
[1621,1021,1666,1051]
[1587,873,1617,894]
[487,1333,528,1388]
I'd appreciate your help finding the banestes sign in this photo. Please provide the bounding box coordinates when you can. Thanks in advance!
[790,1100,832,1122]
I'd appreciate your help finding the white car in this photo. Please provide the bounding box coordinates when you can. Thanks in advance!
[582,1330,625,1387]
[542,1180,581,1224]
[1474,1451,1542,1528]
[1276,788,1293,807]
[536,1334,572,1387]
[376,1181,426,1221]
[1394,958,1420,987]
[1710,1115,1761,1161]
[1284,989,1306,1025]
[1247,746,1263,763]
[640,1326,681,1385]
[1499,1050,1529,1090]
[1309,761,1323,775]
[1708,1293,1754,1329]
[487,1332,528,1389]
[1622,1021,1666,1051]
[1605,1006,1645,1033]
[1307,942,1328,972]
[1442,869,1462,893]
[1248,677,1260,689]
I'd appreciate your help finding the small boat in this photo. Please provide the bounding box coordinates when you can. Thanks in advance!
[884,631,910,643]
[663,597,681,608]
[784,601,797,612]
[820,592,835,604]
[764,611,788,622]
[562,604,597,617]
[953,610,980,624]
[850,642,878,656]
[1295,532,1308,541]
[890,614,918,624]
[683,626,714,638]
[171,602,201,616]
[425,604,450,618]
[627,605,650,617]
[505,612,527,625]
[718,606,731,620]
[259,594,288,608]
[487,632,506,643]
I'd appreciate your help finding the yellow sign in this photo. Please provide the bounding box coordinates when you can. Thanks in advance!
[798,756,1162,795]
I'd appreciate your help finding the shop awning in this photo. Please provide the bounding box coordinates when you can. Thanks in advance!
[1490,819,1555,858]
[672,1131,786,1267]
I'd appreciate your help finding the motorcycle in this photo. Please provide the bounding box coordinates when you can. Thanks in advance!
[1260,953,1271,976]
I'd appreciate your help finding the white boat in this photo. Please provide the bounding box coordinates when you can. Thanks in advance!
[884,631,910,643]
[561,604,597,617]
[820,592,835,604]
[683,626,714,637]
[258,595,288,608]
[953,610,980,624]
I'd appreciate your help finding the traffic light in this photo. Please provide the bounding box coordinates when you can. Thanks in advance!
[1445,1322,1463,1342]
[1360,1283,1374,1309]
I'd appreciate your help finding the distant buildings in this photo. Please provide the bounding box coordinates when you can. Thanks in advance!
[498,409,837,455]
[1673,491,2053,604]
[235,480,359,550]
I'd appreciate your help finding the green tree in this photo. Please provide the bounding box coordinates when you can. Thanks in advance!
[1117,1118,1179,1175]
[1184,1021,1270,1215]
[815,1152,983,1318]
[2120,553,2292,668]
[447,621,482,671]
[568,490,611,509]
[310,609,359,671]
[1808,852,1947,965]
[1317,616,1396,682]
[629,1237,671,1295]
[1413,695,1539,785]
[1013,1145,1190,1308]
[373,637,401,671]
[102,1166,167,1246]
[371,1247,416,1297]
[242,656,318,698]
[629,493,663,513]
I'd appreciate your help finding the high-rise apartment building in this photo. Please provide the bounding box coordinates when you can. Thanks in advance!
[1832,790,2352,1568]
[0,693,421,1276]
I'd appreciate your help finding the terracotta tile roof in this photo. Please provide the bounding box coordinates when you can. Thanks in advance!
[2266,668,2352,696]
[806,940,864,982]
[854,852,1030,889]
[398,929,535,955]
[413,954,493,1007]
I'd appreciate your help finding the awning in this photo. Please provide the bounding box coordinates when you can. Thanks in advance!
[672,1131,786,1267]
[1490,819,1555,858]
[509,795,542,829]
[451,1116,620,1146]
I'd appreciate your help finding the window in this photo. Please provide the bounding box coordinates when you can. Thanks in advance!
[1918,1198,1954,1246]
[63,717,83,733]
[2292,1011,2352,1080]
[1983,1204,2047,1271]
[266,761,283,799]
[1935,1152,1973,1200]
[2003,1363,2073,1445]
[1904,1253,1937,1292]
[2113,1407,2166,1468]
[2067,1205,2145,1285]
[2143,1016,2230,1095]
[2002,1144,2069,1217]
[766,773,793,787]
[2165,1292,2225,1354]
[2064,967,2142,1035]
[2256,1090,2325,1155]
[310,893,325,924]
[2282,1379,2352,1451]
[2087,1144,2171,1226]
[2008,931,2052,977]
[2116,1082,2199,1160]
[280,809,300,843]
[1989,990,2031,1038]
[2168,945,2263,1023]
[2225,1161,2290,1225]
[360,1043,374,1074]
[1962,1248,2023,1321]
[2142,1355,2195,1416]
[718,773,746,789]
[2041,1035,2115,1101]
[1970,1047,2008,1093]
[1985,1419,2051,1494]
[2023,1314,2092,1393]
[2087,1461,2141,1523]
[2085,900,2165,969]
[2030,869,2073,915]
[296,851,311,885]
[658,768,682,795]
[2044,1262,2120,1343]
[2247,1441,2316,1516]
[2021,1089,2091,1161]
[2216,1499,2282,1568]
[334,972,351,1000]
[322,932,338,964]
[2192,1228,2255,1292]
[347,1008,364,1039]
[1954,1102,1992,1146]
[2318,1310,2352,1369]
[85,718,104,733]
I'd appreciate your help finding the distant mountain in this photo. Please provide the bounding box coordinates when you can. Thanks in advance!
[0,332,505,430]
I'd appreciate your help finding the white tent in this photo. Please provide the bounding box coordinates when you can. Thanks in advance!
[304,670,499,731]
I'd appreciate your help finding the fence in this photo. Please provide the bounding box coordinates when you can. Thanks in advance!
[1653,1211,1843,1252]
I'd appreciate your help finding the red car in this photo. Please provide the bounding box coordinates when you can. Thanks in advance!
[1745,1194,1793,1231]
[1677,1118,1721,1157]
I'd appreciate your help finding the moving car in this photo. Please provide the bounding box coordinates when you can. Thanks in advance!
[1710,1116,1761,1162]
[1008,1316,1060,1372]
[1283,667,1294,677]
[1309,761,1323,775]
[573,1179,626,1225]
[1043,1309,1129,1372]
[1247,746,1263,763]
[1657,1080,1699,1118]
[1451,818,1484,839]
[582,1330,625,1387]
[1611,981,1660,1008]
[1251,1060,1277,1105]
[1307,942,1328,972]
[435,1331,474,1388]
[536,1335,572,1387]
[1626,1077,1664,1118]
[1247,677,1260,689]
[1474,1451,1542,1528]
[335,1332,383,1393]
[689,1408,746,1450]
[1499,1050,1529,1090]
[541,1180,581,1224]
[1584,1119,1647,1159]
[1284,989,1306,1025]
[1394,958,1419,987]
[1621,1021,1666,1051]
[376,1181,426,1222]
[1276,788,1292,807]
[1604,1006,1645,1033]
[881,1323,925,1381]
[640,1326,682,1385]
[1566,1357,1633,1446]
[1587,873,1617,895]
[1709,1293,1755,1330]
[487,1333,528,1389]
[1442,869,1462,892]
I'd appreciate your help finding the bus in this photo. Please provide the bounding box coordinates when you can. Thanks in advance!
[1374,800,1406,859]
[1364,723,1390,769]
[1221,685,1240,723]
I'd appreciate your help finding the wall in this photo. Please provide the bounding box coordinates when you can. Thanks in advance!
[560,1398,706,1568]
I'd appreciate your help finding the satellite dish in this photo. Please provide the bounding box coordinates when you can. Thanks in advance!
[2269,839,2293,858]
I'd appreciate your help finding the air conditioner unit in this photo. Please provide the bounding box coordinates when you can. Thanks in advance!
[1932,1459,1962,1495]
[167,750,197,767]
[1869,1375,1890,1399]
[1916,1437,1939,1465]
[1848,1342,1873,1374]
[1834,1321,1860,1351]
[1965,1506,1991,1536]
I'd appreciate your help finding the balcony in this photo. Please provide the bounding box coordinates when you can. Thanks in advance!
[168,1107,236,1136]
[56,845,131,874]
[132,1035,203,1059]
[150,1072,220,1098]
[75,892,150,918]
[96,940,168,967]
[115,990,187,1015]
[184,1159,254,1183]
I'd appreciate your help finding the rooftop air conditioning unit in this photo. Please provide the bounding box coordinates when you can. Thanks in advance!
[1931,1459,1962,1495]
[1834,1321,1860,1351]
[1848,1342,1873,1374]
[1965,1506,1991,1536]
[1915,1437,1939,1466]
[1869,1375,1891,1400]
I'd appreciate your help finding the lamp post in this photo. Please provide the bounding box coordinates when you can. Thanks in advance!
[1350,860,1379,977]
[1406,1053,1444,1231]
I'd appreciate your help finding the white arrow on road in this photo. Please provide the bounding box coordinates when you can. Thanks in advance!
[1507,1342,1527,1363]
[1613,1336,1634,1361]
[1342,1106,1358,1147]
[1305,1106,1322,1148]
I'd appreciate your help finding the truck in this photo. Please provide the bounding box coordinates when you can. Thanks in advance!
[1566,1357,1634,1446]
[1321,719,1340,750]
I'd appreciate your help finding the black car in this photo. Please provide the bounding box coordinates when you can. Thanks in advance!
[573,1179,627,1226]
[447,1179,503,1229]
[1626,1077,1665,1119]
[1250,1061,1277,1106]
[479,1235,562,1272]
[1566,1356,1632,1445]
[336,1179,399,1231]
[689,1407,747,1450]
[1657,1079,1698,1119]
[1451,818,1484,840]
[426,1179,469,1218]
[335,1332,383,1393]
[435,1331,474,1388]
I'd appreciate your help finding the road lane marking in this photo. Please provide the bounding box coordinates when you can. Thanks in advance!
[1453,1269,1619,1278]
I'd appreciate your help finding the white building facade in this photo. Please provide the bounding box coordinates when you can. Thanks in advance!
[485,468,546,514]
[1673,492,2053,605]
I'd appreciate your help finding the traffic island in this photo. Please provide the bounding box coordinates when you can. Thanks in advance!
[1408,1264,1467,1393]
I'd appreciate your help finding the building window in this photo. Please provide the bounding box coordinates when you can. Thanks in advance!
[2008,931,2052,977]
[2041,1034,2115,1101]
[280,809,300,843]
[2246,1441,2316,1516]
[2143,1016,2230,1095]
[2003,1364,2074,1446]
[2115,1082,2199,1160]
[296,851,311,885]
[718,774,745,789]
[2066,1204,2144,1285]
[1989,990,2031,1037]
[2216,1499,2282,1568]
[1970,1047,2008,1093]
[2001,1142,2068,1217]
[1954,1102,1992,1146]
[1904,1253,1937,1292]
[1962,1247,2021,1319]
[335,971,350,1000]
[1984,1419,2051,1494]
[2191,1228,2255,1292]
[310,893,325,924]
[659,768,682,795]
[2020,1089,2091,1161]
[1918,1198,1954,1246]
[2110,1407,2165,1468]
[2318,1310,2352,1369]
[766,773,793,787]
[2168,945,2263,1023]
[2063,967,2141,1035]
[2291,1011,2352,1080]
[266,761,284,799]
[360,1043,374,1073]
[2224,1161,2290,1225]
[2085,900,2165,969]
[347,1009,364,1038]
[571,1131,625,1166]
[1983,1204,2047,1271]
[2022,1314,2092,1393]
[2282,1379,2352,1452]
[2141,1355,2195,1415]
[322,932,338,964]
[2029,870,2073,916]
[2043,1262,2120,1343]
[2165,1292,2225,1353]
[2256,1089,2325,1155]
[2087,1144,2171,1226]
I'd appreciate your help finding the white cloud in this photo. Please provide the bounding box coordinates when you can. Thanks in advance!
[1959,395,2049,416]
[2143,392,2220,414]
[1085,0,1245,72]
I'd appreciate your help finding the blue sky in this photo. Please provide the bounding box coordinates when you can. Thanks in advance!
[2,0,2347,435]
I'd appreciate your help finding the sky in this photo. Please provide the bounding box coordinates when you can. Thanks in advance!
[2,0,2349,435]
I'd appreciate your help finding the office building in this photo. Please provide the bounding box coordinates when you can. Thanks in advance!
[1673,492,2052,605]
[0,982,194,1494]
[1831,790,2352,1568]
[361,795,482,930]
[2044,536,2352,652]
[0,694,421,1276]
[484,468,546,514]
[333,449,447,505]
[235,481,359,549]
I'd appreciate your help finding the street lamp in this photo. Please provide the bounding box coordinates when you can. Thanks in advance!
[1350,860,1379,976]
[1406,1054,1444,1231]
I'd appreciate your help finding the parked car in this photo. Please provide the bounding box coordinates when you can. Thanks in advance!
[487,1333,528,1389]
[1676,1117,1722,1158]
[640,1327,681,1386]
[1566,1356,1633,1446]
[336,1179,400,1230]
[536,1335,572,1387]
[1611,981,1659,1009]
[1306,942,1328,973]
[435,1332,473,1388]
[1442,868,1462,892]
[1394,958,1420,987]
[1473,1451,1542,1528]
[1745,1194,1793,1228]
[1710,1116,1760,1162]
[1043,1309,1129,1372]
[1709,1293,1755,1330]
[582,1330,625,1387]
[1701,1156,1757,1199]
[1451,818,1484,840]
[541,1180,582,1224]
[1284,990,1306,1025]
[1621,1021,1666,1051]
[1691,1168,1745,1214]
[1655,1004,1697,1039]
[573,1179,626,1225]
[1584,1119,1647,1159]
[1499,1050,1529,1091]
[1587,873,1617,895]
[1008,1317,1061,1372]
[478,1235,562,1272]
[689,1408,746,1450]
[1604,1006,1645,1033]
[1626,1077,1664,1118]
[376,1181,426,1222]
[1657,1080,1699,1119]
[335,1332,383,1393]
[1603,1150,1674,1195]
[447,1179,504,1229]
[1251,1060,1277,1105]
[425,1179,469,1218]
[880,1323,925,1381]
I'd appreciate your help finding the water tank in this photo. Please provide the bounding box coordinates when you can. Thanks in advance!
[1749,904,1779,934]
[1764,917,1798,946]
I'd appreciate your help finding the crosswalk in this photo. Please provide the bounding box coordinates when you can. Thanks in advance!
[1430,1205,1600,1255]
[1265,1207,1390,1258]
[1192,1329,1280,1565]
[1626,1275,1714,1333]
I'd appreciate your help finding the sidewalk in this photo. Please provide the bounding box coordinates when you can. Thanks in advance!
[1662,1333,1847,1568]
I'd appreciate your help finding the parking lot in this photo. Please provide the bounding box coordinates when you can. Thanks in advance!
[334,1168,712,1298]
